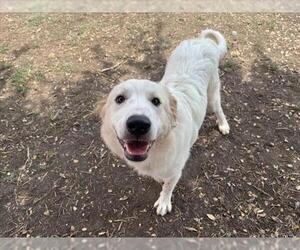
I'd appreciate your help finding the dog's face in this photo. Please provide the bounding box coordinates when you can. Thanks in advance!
[97,79,177,163]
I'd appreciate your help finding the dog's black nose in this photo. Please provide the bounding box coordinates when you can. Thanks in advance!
[126,115,151,137]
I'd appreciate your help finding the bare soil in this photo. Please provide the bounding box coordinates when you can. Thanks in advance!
[0,13,299,237]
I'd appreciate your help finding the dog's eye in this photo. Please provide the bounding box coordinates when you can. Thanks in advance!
[151,97,161,106]
[115,95,125,104]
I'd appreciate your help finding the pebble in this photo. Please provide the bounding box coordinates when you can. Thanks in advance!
[48,53,55,58]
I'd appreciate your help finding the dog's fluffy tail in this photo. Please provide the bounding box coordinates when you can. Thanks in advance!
[200,29,227,60]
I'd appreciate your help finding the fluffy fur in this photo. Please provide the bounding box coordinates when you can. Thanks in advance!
[96,29,230,216]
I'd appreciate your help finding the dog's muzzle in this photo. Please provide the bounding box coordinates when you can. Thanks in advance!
[116,115,154,162]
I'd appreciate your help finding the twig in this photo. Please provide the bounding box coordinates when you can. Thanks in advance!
[247,182,273,197]
[2,226,17,236]
[100,60,125,73]
[32,185,57,205]
[117,221,123,232]
[17,147,31,186]
[23,147,30,169]
[275,127,291,131]
[82,139,94,156]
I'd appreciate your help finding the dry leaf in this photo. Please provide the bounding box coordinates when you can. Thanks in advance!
[43,209,50,216]
[184,227,198,232]
[207,214,216,221]
[119,196,128,201]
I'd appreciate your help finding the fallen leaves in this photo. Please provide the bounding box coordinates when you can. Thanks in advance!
[207,214,216,221]
[184,227,198,232]
[43,209,50,216]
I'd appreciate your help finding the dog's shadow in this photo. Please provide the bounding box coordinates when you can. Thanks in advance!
[179,44,299,224]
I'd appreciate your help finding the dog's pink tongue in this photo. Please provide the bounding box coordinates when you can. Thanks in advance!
[126,141,148,155]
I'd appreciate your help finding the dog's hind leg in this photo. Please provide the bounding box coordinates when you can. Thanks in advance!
[215,98,230,135]
[208,72,230,135]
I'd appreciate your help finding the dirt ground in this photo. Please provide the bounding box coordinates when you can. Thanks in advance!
[0,13,299,237]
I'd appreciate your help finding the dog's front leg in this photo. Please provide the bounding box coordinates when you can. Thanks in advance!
[154,174,181,216]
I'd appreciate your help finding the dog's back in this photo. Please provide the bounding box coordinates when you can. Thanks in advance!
[162,29,227,85]
[161,30,227,130]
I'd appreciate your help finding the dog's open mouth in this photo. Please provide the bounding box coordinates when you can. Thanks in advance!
[118,139,153,162]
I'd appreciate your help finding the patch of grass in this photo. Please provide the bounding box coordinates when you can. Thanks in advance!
[269,62,279,72]
[68,26,89,45]
[0,61,12,70]
[11,68,32,94]
[60,62,73,73]
[222,59,236,72]
[256,21,264,26]
[26,15,44,27]
[78,26,88,37]
[0,43,9,54]
[34,70,46,81]
[10,68,45,93]
[254,19,277,31]
[266,19,277,31]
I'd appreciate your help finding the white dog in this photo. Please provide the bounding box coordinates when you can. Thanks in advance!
[96,29,230,216]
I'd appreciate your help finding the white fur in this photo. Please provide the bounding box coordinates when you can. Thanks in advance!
[99,29,230,216]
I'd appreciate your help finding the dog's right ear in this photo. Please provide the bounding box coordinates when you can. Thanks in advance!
[93,95,108,120]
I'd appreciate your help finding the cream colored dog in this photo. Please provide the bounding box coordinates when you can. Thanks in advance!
[96,29,230,216]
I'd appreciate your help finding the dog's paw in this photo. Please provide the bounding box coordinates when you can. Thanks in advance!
[218,121,230,135]
[154,195,172,216]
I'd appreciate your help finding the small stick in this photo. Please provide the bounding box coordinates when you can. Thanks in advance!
[100,61,125,73]
[247,182,273,197]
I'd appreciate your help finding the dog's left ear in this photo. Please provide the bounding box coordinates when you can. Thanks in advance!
[93,94,108,120]
[168,91,177,127]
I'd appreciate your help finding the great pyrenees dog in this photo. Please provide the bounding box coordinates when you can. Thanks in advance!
[96,29,230,216]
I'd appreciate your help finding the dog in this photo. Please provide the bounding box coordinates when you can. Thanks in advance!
[95,29,230,216]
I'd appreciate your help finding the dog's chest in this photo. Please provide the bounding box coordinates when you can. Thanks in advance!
[130,160,172,182]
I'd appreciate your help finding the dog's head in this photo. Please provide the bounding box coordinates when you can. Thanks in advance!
[96,79,177,162]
